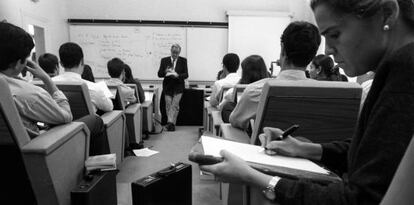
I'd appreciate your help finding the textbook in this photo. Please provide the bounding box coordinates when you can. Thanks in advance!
[85,154,117,171]
[200,136,341,184]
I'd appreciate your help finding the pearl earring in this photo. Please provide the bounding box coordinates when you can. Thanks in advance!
[383,25,390,31]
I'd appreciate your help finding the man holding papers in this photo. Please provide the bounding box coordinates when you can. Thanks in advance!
[201,1,414,204]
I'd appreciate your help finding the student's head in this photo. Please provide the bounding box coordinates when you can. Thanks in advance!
[222,53,240,73]
[171,44,181,60]
[309,54,338,81]
[59,42,84,71]
[310,0,414,77]
[38,53,59,77]
[0,22,34,74]
[239,55,269,84]
[279,21,321,70]
[107,57,125,79]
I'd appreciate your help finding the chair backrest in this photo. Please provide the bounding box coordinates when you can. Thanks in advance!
[251,80,362,145]
[107,85,126,110]
[125,83,140,102]
[380,135,414,205]
[0,77,37,204]
[232,84,248,103]
[54,82,95,120]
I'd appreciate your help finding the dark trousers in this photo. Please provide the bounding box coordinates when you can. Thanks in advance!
[76,115,110,156]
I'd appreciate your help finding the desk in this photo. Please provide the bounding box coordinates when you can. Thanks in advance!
[160,88,204,126]
[143,87,161,132]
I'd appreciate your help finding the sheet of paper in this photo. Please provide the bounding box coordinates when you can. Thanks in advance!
[144,91,154,102]
[201,136,329,174]
[133,148,159,157]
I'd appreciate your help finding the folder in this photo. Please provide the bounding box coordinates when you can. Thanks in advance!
[199,136,341,185]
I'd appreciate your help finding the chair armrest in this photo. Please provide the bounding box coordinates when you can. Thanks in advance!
[220,123,250,144]
[141,100,153,108]
[125,103,141,115]
[101,110,124,127]
[21,122,90,155]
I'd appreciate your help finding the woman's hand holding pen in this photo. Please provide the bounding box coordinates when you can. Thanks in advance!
[259,126,304,157]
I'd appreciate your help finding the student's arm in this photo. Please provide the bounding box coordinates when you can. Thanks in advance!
[89,87,114,112]
[122,85,137,103]
[209,82,221,107]
[14,87,73,125]
[229,88,259,130]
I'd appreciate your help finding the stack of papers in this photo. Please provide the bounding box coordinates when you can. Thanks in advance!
[144,92,154,102]
[85,153,117,171]
[133,147,159,157]
[201,136,329,175]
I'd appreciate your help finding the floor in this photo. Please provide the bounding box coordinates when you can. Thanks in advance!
[116,126,222,205]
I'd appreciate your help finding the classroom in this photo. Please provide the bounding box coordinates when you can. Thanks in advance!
[1,0,413,205]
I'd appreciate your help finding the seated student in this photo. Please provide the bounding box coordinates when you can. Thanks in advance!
[309,54,341,81]
[81,64,95,82]
[209,53,240,107]
[105,58,137,105]
[38,53,59,77]
[0,22,109,155]
[229,21,320,131]
[220,55,270,122]
[53,42,113,113]
[123,64,145,103]
[201,0,414,204]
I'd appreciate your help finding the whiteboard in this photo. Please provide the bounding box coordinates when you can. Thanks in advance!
[69,25,187,80]
[69,25,229,81]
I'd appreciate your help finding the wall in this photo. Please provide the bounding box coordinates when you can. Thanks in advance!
[0,0,69,55]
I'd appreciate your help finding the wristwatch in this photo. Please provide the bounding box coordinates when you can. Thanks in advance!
[263,176,279,200]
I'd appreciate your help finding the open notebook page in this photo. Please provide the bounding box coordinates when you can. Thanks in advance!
[201,136,329,175]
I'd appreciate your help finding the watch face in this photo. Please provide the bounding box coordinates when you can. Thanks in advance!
[264,189,276,200]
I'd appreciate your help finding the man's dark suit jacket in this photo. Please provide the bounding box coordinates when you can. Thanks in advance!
[158,56,188,96]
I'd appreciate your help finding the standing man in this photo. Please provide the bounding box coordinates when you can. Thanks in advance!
[158,44,188,131]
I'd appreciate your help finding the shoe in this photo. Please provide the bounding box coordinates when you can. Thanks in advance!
[165,123,172,131]
[170,124,175,131]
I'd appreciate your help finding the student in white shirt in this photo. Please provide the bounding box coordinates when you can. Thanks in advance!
[105,57,137,105]
[209,53,240,107]
[53,42,113,113]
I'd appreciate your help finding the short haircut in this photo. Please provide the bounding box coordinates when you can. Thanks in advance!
[171,44,181,51]
[0,22,34,71]
[222,53,240,73]
[281,21,321,67]
[240,55,269,84]
[107,57,125,78]
[38,53,59,74]
[59,42,83,69]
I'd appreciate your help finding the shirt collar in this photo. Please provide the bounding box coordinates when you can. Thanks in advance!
[61,71,82,79]
[276,69,308,80]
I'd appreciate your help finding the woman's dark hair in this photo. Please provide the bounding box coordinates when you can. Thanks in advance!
[312,54,340,81]
[81,64,95,82]
[123,64,135,83]
[239,55,269,84]
[38,53,59,75]
[0,22,34,71]
[281,21,321,67]
[311,0,414,27]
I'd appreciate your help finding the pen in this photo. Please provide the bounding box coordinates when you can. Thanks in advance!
[281,124,300,139]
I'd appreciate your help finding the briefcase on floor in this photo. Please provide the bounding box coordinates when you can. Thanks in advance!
[71,170,118,205]
[131,162,192,205]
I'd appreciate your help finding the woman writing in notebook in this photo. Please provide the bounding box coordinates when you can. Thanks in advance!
[201,0,414,204]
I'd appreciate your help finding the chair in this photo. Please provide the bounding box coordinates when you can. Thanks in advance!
[380,135,414,205]
[142,87,157,134]
[48,81,126,165]
[0,77,90,205]
[250,80,362,145]
[206,85,233,134]
[108,85,143,146]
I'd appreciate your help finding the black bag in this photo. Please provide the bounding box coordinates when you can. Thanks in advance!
[131,162,192,205]
[71,170,118,205]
